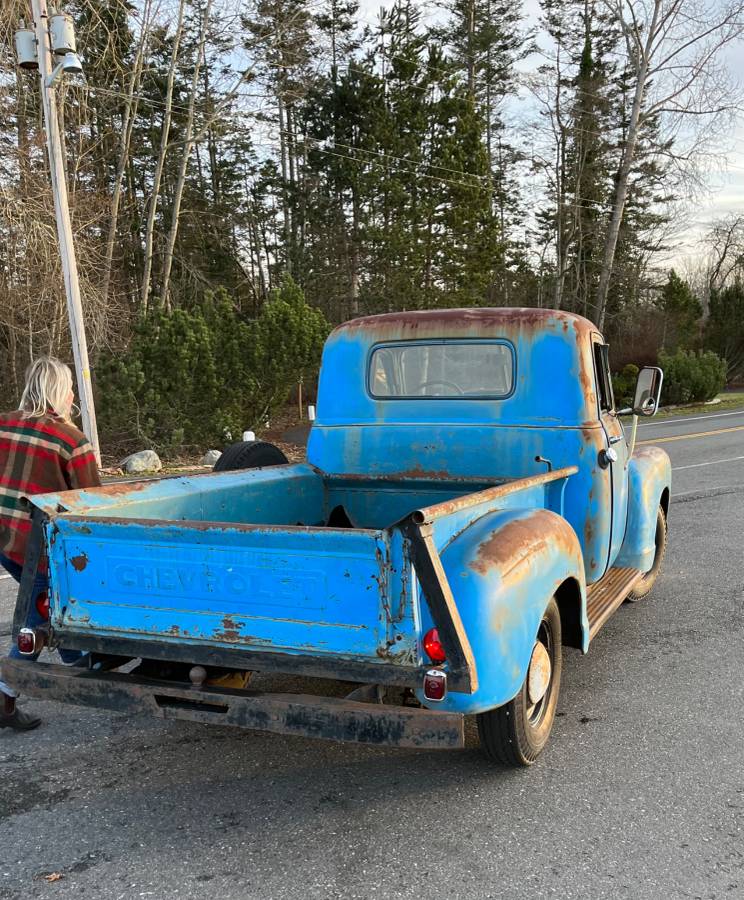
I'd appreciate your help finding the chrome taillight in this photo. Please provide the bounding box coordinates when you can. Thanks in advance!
[423,668,447,702]
[17,628,38,655]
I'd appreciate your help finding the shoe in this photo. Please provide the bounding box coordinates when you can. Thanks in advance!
[0,707,42,730]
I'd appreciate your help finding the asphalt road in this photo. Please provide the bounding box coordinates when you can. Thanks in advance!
[1,408,743,900]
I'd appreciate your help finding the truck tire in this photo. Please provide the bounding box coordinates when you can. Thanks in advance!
[477,597,562,767]
[628,505,667,601]
[213,440,288,472]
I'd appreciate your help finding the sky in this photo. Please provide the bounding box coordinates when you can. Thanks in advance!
[358,0,744,270]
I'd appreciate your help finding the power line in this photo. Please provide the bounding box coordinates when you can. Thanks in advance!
[264,129,618,215]
[298,129,491,185]
[82,82,272,113]
[290,132,489,192]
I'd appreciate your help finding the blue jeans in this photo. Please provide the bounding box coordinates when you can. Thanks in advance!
[1,553,82,699]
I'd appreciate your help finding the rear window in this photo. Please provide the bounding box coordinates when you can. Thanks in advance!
[369,340,514,399]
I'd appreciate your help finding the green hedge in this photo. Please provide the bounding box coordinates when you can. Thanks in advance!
[658,349,727,405]
[611,364,639,408]
[96,276,329,456]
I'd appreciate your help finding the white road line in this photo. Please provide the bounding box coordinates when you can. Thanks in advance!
[639,409,744,427]
[673,455,744,471]
[672,484,744,500]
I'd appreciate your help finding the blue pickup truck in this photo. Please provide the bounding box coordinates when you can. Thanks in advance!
[4,308,670,766]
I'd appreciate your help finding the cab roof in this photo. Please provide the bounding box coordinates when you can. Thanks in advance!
[333,307,599,343]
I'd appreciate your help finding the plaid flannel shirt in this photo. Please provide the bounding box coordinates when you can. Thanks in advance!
[0,412,100,567]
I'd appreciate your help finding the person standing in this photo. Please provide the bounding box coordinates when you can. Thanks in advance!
[0,357,101,730]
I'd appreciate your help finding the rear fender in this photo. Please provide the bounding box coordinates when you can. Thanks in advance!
[417,508,587,714]
[616,446,671,572]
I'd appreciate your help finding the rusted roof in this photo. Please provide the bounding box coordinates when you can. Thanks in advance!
[334,307,599,339]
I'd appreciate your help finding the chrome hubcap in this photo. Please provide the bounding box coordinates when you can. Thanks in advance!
[527,640,551,706]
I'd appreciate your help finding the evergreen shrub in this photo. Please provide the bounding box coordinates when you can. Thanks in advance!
[96,277,329,456]
[611,364,639,408]
[657,349,727,405]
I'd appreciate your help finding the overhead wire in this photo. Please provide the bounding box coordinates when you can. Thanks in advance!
[265,128,619,216]
[276,128,488,191]
[41,0,695,152]
[33,84,631,217]
[17,1,711,223]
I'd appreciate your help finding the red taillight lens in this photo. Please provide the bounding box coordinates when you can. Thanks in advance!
[17,629,36,655]
[423,627,446,664]
[35,592,49,619]
[423,669,447,702]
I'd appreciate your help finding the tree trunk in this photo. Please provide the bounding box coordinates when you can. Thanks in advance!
[594,1,661,330]
[277,96,292,273]
[466,0,476,95]
[102,0,152,306]
[551,56,569,311]
[160,0,213,308]
[140,0,186,312]
[593,64,646,330]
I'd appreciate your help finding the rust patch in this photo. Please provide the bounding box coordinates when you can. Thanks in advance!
[217,615,244,643]
[334,307,598,344]
[58,515,346,536]
[338,306,595,331]
[581,426,601,447]
[61,481,152,507]
[70,552,88,572]
[94,480,152,497]
[413,467,577,525]
[395,463,451,481]
[584,515,594,549]
[632,445,669,462]
[469,510,578,578]
[328,471,499,485]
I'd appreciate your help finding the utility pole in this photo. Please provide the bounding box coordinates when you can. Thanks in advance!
[28,0,101,464]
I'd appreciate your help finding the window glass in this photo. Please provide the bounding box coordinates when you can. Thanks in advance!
[369,341,514,399]
[593,343,615,412]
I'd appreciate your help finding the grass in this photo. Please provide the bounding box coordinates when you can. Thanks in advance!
[653,391,744,420]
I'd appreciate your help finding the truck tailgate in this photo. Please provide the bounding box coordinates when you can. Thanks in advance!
[47,516,417,667]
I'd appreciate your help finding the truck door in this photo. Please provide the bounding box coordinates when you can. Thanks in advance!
[593,339,629,568]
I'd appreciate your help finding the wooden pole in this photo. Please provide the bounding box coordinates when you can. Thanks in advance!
[30,0,100,464]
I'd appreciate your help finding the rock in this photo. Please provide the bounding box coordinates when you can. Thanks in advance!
[120,450,162,474]
[200,449,222,466]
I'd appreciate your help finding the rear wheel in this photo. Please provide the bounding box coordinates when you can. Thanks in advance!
[477,598,562,767]
[628,505,667,601]
[213,440,288,472]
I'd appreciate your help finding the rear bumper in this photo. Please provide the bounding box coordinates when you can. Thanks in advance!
[1,658,464,750]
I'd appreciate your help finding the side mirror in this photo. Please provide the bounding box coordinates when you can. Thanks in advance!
[633,366,663,417]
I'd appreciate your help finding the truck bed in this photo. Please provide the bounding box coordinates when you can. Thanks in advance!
[27,463,575,691]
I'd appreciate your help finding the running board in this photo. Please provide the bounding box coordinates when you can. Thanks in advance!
[587,567,643,640]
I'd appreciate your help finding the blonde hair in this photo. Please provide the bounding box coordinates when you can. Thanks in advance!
[19,357,74,421]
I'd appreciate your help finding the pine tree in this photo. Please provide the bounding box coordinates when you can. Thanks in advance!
[440,0,527,301]
[244,0,317,276]
[656,270,701,351]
